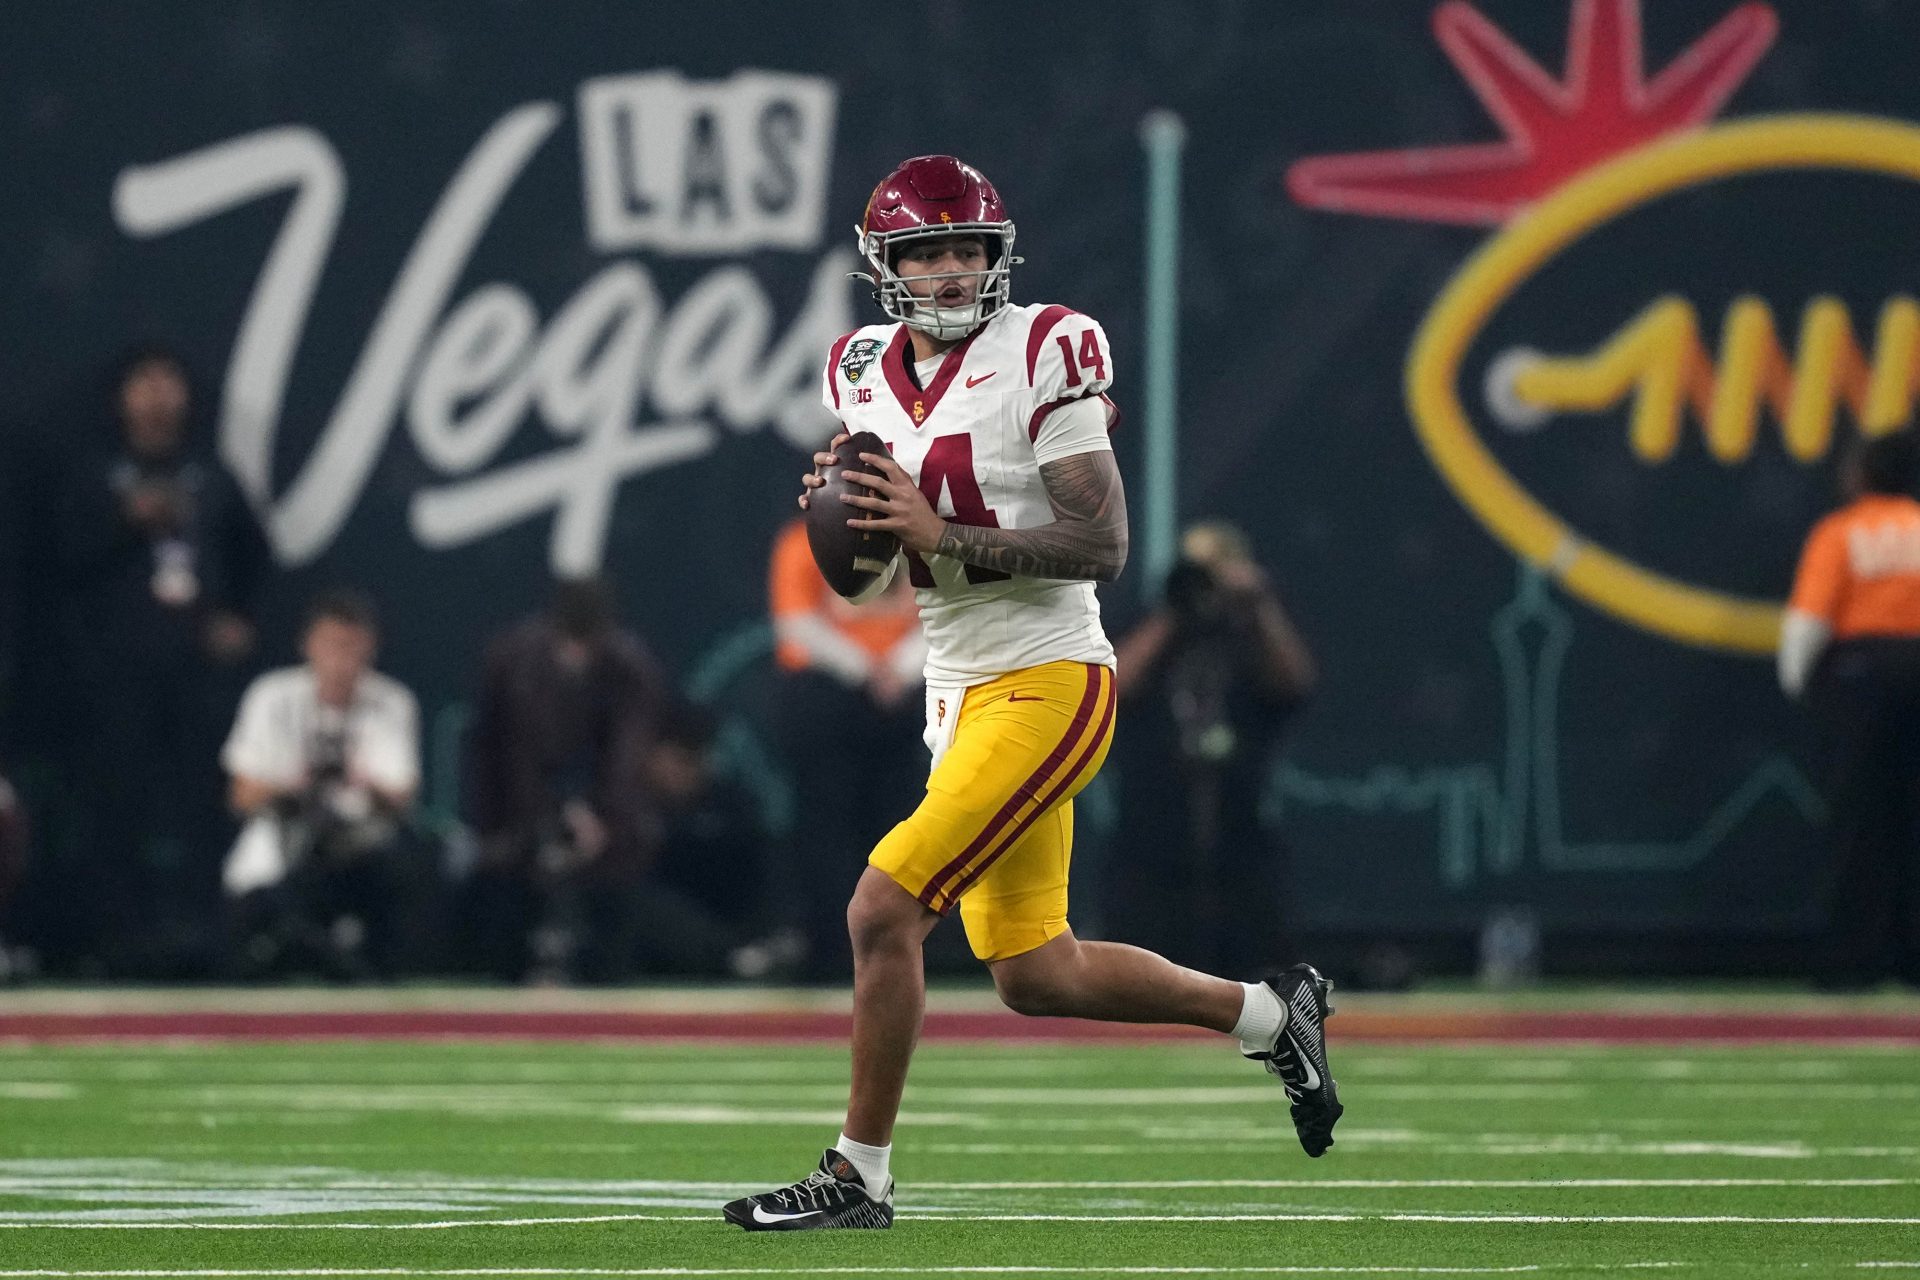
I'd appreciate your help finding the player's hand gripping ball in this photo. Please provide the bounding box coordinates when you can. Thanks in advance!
[804,431,902,598]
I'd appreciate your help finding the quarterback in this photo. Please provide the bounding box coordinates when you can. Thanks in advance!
[723,155,1341,1232]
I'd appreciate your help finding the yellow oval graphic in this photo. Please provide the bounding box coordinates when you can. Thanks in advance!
[1407,113,1920,654]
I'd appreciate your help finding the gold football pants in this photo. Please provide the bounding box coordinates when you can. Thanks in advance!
[870,660,1117,961]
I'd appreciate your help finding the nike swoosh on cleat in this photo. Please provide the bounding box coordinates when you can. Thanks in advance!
[965,372,998,387]
[1285,1032,1322,1091]
[752,1205,824,1225]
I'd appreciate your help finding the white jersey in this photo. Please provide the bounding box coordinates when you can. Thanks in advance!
[822,302,1120,687]
[219,665,420,896]
[221,666,421,795]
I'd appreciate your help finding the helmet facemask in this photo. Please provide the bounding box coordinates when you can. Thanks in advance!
[857,222,1019,341]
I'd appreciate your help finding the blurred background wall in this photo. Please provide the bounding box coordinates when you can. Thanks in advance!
[4,0,1916,976]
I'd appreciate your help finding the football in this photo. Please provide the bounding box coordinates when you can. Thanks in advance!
[805,430,902,598]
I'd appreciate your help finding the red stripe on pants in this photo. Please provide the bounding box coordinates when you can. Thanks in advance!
[917,665,1104,912]
[943,667,1116,905]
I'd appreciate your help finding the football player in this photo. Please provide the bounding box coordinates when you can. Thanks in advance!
[723,155,1340,1232]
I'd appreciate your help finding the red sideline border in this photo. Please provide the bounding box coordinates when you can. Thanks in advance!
[3,1008,1918,1042]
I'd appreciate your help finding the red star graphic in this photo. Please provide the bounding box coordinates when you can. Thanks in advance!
[1287,0,1779,226]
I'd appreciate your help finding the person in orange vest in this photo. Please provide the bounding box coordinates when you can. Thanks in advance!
[1780,430,1920,989]
[768,517,926,979]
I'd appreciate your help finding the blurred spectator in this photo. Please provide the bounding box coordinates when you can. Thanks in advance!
[0,772,25,982]
[50,346,270,975]
[1107,521,1316,976]
[464,577,761,983]
[0,426,20,766]
[1780,431,1920,989]
[0,425,22,978]
[648,700,803,980]
[767,517,926,979]
[221,590,426,981]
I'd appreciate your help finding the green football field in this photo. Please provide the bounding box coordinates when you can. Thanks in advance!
[2,1027,1918,1278]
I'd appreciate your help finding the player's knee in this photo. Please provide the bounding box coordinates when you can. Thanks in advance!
[845,895,887,955]
[845,900,892,956]
[991,962,1073,1018]
[845,873,924,956]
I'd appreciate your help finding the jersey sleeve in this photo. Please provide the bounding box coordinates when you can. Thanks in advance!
[355,683,421,796]
[1030,396,1115,466]
[1025,308,1118,464]
[221,676,299,787]
[823,332,855,416]
[1787,515,1849,624]
[1027,309,1114,403]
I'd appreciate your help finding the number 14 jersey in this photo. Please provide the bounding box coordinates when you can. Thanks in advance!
[822,302,1120,688]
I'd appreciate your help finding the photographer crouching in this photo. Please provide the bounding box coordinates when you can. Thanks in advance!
[220,590,425,981]
[1108,522,1318,975]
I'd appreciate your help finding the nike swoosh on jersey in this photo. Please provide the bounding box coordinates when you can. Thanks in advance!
[965,372,998,387]
[752,1204,824,1224]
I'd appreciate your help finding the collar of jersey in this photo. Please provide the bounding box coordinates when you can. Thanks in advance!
[882,319,990,431]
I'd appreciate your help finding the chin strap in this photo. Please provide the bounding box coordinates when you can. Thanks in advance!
[902,302,984,341]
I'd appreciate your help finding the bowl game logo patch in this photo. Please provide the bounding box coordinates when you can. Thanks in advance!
[840,337,886,384]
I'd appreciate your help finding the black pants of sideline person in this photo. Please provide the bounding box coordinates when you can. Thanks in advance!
[1811,637,1920,986]
[1106,755,1291,980]
[770,670,927,982]
[461,856,748,984]
[226,836,436,983]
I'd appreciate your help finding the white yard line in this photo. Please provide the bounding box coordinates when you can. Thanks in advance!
[5,1177,1911,1192]
[0,1267,1698,1277]
[913,1214,1920,1225]
[9,1171,1912,1192]
[0,1215,695,1230]
[3,1211,1917,1229]
[155,1084,1589,1108]
[913,1138,1920,1158]
[916,1178,1915,1189]
[0,1084,78,1099]
[1674,1085,1920,1100]
[3,1164,1913,1197]
[0,1055,1884,1084]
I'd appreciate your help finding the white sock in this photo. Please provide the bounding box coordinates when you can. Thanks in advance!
[1231,980,1284,1055]
[833,1133,892,1193]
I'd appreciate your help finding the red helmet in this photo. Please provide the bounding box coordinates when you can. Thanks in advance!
[856,155,1019,339]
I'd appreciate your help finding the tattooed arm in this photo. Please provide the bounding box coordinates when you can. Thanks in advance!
[841,445,1129,583]
[935,450,1129,582]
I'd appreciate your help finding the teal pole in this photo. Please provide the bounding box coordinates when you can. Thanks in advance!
[1138,109,1185,602]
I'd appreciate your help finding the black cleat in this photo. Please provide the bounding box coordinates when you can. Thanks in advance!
[722,1149,894,1231]
[1243,962,1343,1157]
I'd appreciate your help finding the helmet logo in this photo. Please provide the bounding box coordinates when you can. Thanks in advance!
[859,156,1015,339]
[912,399,926,422]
